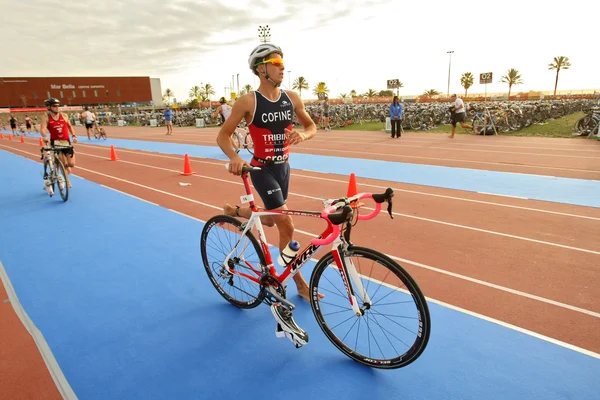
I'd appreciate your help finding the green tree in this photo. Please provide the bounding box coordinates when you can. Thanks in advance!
[292,77,309,97]
[500,68,523,98]
[163,88,174,105]
[548,56,571,97]
[423,89,440,95]
[202,83,215,100]
[460,72,474,97]
[312,82,329,96]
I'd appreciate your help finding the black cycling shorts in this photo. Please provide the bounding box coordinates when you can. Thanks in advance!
[250,162,290,210]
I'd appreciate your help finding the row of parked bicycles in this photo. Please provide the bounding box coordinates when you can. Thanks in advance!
[303,99,599,134]
[91,99,599,136]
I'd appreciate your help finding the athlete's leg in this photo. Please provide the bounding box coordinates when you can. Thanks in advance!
[222,203,275,227]
[58,151,75,187]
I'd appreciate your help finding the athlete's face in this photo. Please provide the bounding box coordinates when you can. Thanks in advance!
[261,52,284,84]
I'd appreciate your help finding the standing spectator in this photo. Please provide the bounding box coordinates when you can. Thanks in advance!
[389,95,403,138]
[164,105,173,135]
[322,96,330,131]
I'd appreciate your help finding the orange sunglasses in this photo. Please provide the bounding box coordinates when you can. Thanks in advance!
[257,58,284,67]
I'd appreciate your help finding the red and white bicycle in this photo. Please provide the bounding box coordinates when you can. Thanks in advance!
[200,165,431,369]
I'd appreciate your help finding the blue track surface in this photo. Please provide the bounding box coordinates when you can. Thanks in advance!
[1,148,599,399]
[46,135,600,208]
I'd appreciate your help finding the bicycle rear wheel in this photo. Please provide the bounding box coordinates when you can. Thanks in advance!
[200,215,266,309]
[309,246,430,369]
[244,133,254,155]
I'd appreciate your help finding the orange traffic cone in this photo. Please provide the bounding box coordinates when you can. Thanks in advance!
[0,133,3,139]
[39,137,44,146]
[181,154,194,176]
[110,145,119,161]
[8,134,12,141]
[346,173,364,208]
[20,135,25,143]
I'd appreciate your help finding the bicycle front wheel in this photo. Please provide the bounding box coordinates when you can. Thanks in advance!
[55,158,69,202]
[309,246,431,369]
[200,215,266,309]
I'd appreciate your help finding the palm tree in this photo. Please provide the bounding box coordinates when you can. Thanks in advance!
[189,85,202,99]
[202,83,215,100]
[548,56,571,97]
[423,89,440,95]
[350,90,357,98]
[339,93,347,98]
[244,84,253,94]
[365,89,377,98]
[188,86,202,108]
[164,88,174,105]
[500,68,523,98]
[460,72,474,96]
[312,82,329,96]
[292,77,309,97]
[394,81,405,97]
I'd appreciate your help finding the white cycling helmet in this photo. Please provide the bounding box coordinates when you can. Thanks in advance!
[248,43,283,76]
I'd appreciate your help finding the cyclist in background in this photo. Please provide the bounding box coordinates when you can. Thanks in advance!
[40,98,78,192]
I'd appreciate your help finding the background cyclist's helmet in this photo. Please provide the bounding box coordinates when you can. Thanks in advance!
[45,98,60,107]
[219,97,226,104]
[248,43,283,75]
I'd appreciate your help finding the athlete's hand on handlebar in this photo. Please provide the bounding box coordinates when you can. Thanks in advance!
[286,128,307,145]
[227,154,251,176]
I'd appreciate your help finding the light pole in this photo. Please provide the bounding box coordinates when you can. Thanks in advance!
[447,50,454,97]
[288,70,292,89]
[258,25,271,43]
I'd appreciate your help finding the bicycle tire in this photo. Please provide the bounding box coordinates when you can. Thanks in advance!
[43,158,54,194]
[200,215,266,309]
[309,246,431,369]
[244,133,254,155]
[231,132,242,153]
[55,158,69,202]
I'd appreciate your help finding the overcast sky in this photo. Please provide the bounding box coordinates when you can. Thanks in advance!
[2,0,598,101]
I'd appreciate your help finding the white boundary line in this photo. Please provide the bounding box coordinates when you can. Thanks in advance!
[0,261,78,400]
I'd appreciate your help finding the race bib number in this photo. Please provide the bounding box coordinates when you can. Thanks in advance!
[240,194,254,204]
[54,140,70,146]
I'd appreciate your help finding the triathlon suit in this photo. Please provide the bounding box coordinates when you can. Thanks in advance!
[47,113,74,156]
[25,116,32,129]
[247,90,294,210]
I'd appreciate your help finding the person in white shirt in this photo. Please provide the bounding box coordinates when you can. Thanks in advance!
[449,94,476,138]
[80,106,96,140]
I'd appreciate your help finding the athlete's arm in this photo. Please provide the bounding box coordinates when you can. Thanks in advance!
[286,90,316,145]
[63,113,78,143]
[40,113,49,142]
[216,94,251,175]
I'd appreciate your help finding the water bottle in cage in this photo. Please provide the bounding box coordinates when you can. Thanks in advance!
[277,241,300,267]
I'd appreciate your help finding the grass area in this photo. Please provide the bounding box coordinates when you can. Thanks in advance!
[334,112,589,138]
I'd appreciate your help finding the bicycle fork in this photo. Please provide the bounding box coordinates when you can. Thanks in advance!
[331,242,372,317]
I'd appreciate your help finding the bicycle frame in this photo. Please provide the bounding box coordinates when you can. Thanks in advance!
[220,170,376,315]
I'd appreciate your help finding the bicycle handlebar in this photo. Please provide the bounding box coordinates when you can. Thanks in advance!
[223,163,394,247]
[312,188,394,246]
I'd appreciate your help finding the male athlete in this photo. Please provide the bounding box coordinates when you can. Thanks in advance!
[216,43,317,347]
[40,98,78,192]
